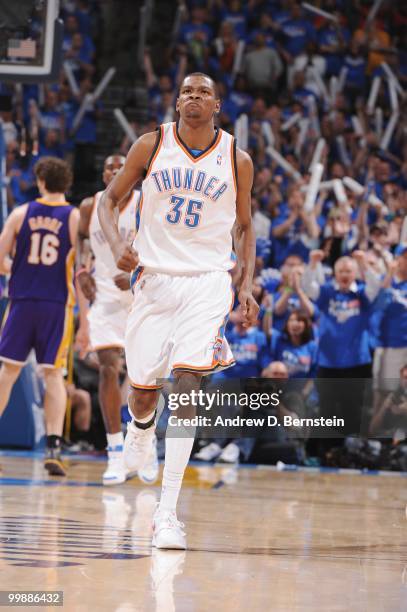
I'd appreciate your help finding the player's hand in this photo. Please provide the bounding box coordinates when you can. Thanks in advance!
[113,272,131,291]
[113,242,139,273]
[78,270,96,302]
[238,288,259,328]
[75,325,91,359]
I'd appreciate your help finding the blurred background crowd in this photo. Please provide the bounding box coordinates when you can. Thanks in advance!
[0,0,406,467]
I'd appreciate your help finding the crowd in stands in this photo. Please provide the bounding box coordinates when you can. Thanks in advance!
[1,0,102,208]
[0,0,406,463]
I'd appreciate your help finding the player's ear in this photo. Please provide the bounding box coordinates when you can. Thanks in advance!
[175,97,180,113]
[214,99,221,114]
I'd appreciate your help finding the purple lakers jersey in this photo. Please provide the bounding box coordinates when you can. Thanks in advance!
[9,198,75,305]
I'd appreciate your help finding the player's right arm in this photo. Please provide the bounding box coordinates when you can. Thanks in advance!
[76,196,96,301]
[0,205,27,274]
[98,132,157,272]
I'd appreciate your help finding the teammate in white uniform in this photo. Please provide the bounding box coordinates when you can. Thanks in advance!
[76,155,158,485]
[98,74,258,548]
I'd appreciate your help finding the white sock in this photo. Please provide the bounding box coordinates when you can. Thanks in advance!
[159,434,195,513]
[107,431,124,449]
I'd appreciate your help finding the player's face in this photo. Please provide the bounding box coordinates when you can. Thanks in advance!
[103,156,125,186]
[176,77,220,123]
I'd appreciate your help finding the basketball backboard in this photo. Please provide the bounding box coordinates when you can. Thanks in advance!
[0,0,62,82]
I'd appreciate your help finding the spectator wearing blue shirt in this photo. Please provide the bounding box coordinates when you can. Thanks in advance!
[279,3,316,62]
[343,40,367,100]
[178,7,213,71]
[317,17,350,77]
[269,311,319,421]
[262,254,315,333]
[39,89,65,143]
[219,0,248,40]
[249,13,277,49]
[64,32,95,81]
[270,311,318,379]
[271,185,320,268]
[373,245,407,394]
[303,250,382,439]
[63,14,95,65]
[228,76,253,116]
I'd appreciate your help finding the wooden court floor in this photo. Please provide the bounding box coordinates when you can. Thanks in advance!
[0,453,406,612]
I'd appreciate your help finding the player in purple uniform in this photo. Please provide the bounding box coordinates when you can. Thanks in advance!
[0,157,79,476]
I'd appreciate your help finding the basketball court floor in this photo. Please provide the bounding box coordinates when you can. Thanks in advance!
[0,452,406,612]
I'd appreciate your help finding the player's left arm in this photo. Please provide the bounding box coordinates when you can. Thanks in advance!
[69,207,80,246]
[0,205,27,274]
[234,148,259,327]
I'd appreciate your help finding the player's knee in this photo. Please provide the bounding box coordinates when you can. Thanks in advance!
[128,388,158,418]
[43,367,63,384]
[99,363,119,382]
[175,371,202,393]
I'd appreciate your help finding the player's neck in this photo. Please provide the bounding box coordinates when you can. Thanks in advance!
[177,119,217,151]
[39,191,66,203]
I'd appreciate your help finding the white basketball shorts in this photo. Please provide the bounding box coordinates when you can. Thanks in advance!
[125,268,235,389]
[88,292,132,351]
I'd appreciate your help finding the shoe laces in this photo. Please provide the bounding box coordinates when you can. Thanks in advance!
[107,451,124,468]
[155,510,185,533]
[127,422,152,449]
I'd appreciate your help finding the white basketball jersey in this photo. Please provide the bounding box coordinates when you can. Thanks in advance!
[89,190,139,301]
[133,122,237,274]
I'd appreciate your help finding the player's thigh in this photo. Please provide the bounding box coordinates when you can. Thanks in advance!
[125,279,174,387]
[88,299,127,351]
[0,300,35,365]
[171,271,234,371]
[35,302,73,368]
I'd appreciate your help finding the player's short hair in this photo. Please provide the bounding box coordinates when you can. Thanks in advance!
[104,153,126,167]
[180,73,218,97]
[34,157,73,193]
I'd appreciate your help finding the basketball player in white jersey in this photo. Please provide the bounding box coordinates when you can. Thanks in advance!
[76,155,158,485]
[98,74,258,548]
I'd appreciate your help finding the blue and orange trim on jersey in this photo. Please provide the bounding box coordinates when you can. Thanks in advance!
[135,192,143,232]
[130,265,144,293]
[231,136,238,195]
[145,125,164,177]
[173,123,222,163]
[129,380,163,391]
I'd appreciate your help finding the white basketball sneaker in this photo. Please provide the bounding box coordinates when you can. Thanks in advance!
[152,507,186,550]
[103,445,127,486]
[138,436,159,484]
[217,442,240,464]
[193,442,222,461]
[124,420,156,472]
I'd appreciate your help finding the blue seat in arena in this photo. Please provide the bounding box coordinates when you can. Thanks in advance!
[0,363,42,449]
